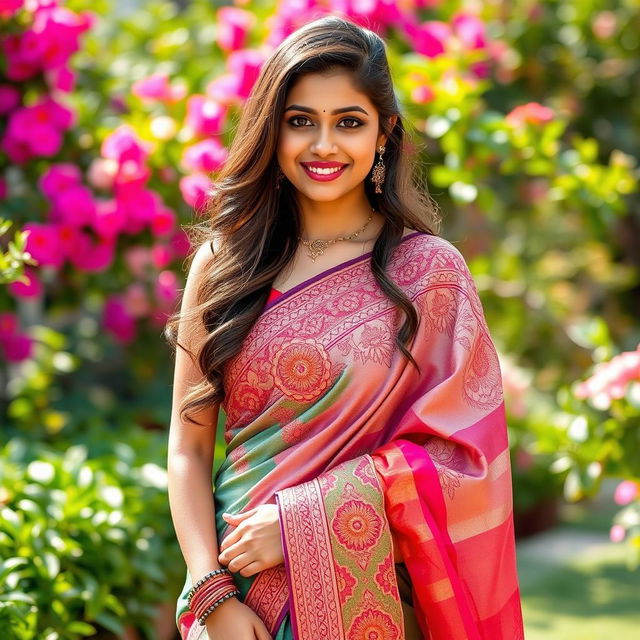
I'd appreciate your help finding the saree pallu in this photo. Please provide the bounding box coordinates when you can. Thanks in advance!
[176,231,525,639]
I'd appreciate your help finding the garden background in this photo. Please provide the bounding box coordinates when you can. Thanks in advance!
[1,0,639,638]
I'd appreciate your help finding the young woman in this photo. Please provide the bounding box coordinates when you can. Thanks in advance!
[166,14,524,640]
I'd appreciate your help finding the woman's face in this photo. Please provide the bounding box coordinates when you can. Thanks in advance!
[276,70,396,204]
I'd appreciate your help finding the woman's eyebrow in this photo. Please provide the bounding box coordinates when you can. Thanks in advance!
[283,104,369,116]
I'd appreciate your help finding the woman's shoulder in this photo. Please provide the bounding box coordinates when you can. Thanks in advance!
[404,231,468,264]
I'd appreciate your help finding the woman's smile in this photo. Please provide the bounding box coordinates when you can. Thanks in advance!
[300,163,349,181]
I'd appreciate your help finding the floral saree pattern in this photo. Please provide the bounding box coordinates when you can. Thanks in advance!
[176,231,525,639]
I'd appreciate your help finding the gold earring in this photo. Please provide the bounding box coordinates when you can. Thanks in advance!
[371,145,386,194]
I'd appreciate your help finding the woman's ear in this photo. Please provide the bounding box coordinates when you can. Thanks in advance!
[378,115,398,147]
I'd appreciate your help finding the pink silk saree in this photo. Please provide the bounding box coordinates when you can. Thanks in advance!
[176,231,525,639]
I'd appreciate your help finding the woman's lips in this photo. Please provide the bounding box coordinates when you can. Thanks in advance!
[300,164,348,182]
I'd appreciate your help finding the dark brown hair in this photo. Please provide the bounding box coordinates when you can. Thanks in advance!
[165,14,441,426]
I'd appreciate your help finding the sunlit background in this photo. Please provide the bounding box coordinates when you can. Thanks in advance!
[1,1,639,638]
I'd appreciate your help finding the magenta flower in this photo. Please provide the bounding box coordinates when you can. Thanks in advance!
[452,12,487,50]
[68,231,116,272]
[150,207,177,238]
[57,223,84,262]
[3,96,75,160]
[93,199,127,238]
[38,163,83,200]
[216,7,255,52]
[0,0,24,20]
[8,267,43,299]
[506,103,555,127]
[23,222,64,268]
[0,84,21,115]
[0,332,33,362]
[179,173,213,211]
[151,244,172,269]
[205,74,244,106]
[185,95,226,137]
[46,66,76,92]
[614,480,639,506]
[0,312,19,338]
[169,229,191,259]
[401,19,450,58]
[132,73,187,103]
[101,125,153,174]
[226,49,266,101]
[181,138,228,173]
[1,34,40,81]
[55,185,96,227]
[115,185,161,234]
[103,296,136,344]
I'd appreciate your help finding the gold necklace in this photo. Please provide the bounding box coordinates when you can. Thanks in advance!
[299,207,375,262]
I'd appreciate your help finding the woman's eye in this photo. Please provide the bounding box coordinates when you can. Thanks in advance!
[287,116,363,128]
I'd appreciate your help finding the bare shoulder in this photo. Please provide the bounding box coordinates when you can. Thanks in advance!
[189,237,220,277]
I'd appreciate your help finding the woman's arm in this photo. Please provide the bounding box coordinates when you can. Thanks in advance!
[167,240,223,584]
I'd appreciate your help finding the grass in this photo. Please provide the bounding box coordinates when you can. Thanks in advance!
[517,482,640,639]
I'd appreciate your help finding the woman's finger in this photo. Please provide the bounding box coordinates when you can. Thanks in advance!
[226,550,254,574]
[238,560,262,578]
[219,538,247,564]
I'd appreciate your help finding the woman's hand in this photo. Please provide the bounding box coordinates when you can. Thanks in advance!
[218,504,284,577]
[204,596,272,640]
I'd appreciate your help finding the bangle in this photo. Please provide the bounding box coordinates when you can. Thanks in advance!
[197,589,241,626]
[187,568,231,604]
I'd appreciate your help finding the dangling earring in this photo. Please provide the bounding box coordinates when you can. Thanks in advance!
[371,145,386,194]
[275,166,284,190]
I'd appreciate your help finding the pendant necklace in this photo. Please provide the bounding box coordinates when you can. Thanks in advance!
[299,207,375,263]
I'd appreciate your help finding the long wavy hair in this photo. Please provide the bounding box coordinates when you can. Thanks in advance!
[165,14,441,426]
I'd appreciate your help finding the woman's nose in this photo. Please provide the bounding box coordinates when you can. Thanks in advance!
[310,128,337,155]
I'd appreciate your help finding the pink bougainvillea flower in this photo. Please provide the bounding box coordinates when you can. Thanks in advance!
[93,199,127,238]
[101,124,153,171]
[68,231,116,272]
[0,332,33,362]
[150,207,177,238]
[226,49,267,101]
[0,312,18,338]
[184,95,226,137]
[151,243,173,269]
[3,96,75,158]
[614,480,639,506]
[1,34,40,81]
[56,222,85,261]
[8,267,43,299]
[115,184,161,234]
[132,72,187,103]
[46,65,76,92]
[181,138,228,173]
[216,6,255,52]
[505,102,555,127]
[103,296,136,344]
[0,0,24,20]
[0,84,21,116]
[179,173,213,211]
[609,524,626,543]
[87,157,118,190]
[38,163,83,200]
[400,18,450,58]
[55,185,96,227]
[154,269,179,308]
[22,222,64,268]
[574,344,640,410]
[123,282,151,318]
